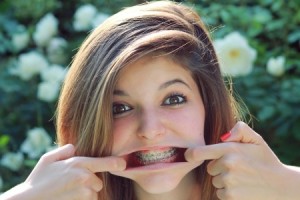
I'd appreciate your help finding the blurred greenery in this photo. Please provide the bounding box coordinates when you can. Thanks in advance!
[0,0,299,191]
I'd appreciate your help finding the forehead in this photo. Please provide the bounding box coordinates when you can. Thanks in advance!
[115,55,194,87]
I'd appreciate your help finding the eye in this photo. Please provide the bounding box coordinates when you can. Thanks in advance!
[162,93,187,106]
[112,103,132,115]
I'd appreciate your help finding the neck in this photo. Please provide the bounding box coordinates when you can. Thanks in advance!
[134,170,201,200]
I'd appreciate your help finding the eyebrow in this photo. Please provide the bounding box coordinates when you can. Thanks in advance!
[113,78,191,96]
[159,78,191,90]
[113,89,128,96]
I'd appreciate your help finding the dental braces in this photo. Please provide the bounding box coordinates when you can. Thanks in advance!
[135,148,177,165]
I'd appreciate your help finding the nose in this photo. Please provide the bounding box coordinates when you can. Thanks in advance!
[137,108,166,140]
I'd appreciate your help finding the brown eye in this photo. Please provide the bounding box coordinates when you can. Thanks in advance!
[163,94,187,106]
[112,104,132,115]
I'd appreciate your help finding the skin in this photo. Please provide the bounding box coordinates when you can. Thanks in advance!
[185,121,300,200]
[1,58,300,200]
[109,55,205,199]
[0,144,126,200]
[4,122,300,200]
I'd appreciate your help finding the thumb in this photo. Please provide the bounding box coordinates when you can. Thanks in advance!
[185,143,229,162]
[221,121,263,145]
[40,144,76,164]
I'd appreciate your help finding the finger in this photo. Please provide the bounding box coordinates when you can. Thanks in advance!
[216,188,227,200]
[185,143,230,162]
[67,156,126,173]
[207,159,223,176]
[207,153,238,176]
[40,144,76,164]
[222,121,263,145]
[212,174,225,189]
[87,173,103,192]
[68,188,98,200]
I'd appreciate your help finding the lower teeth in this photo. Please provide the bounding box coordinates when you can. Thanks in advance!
[135,148,177,165]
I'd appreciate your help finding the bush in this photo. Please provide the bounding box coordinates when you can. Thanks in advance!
[0,0,299,191]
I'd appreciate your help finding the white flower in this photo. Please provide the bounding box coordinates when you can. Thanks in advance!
[41,64,67,83]
[37,81,60,102]
[73,4,97,31]
[33,13,58,46]
[11,31,30,52]
[92,12,109,28]
[1,152,24,171]
[47,37,68,64]
[11,51,49,81]
[214,32,257,77]
[267,56,285,77]
[21,127,52,159]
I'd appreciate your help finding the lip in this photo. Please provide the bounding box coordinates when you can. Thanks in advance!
[121,146,187,170]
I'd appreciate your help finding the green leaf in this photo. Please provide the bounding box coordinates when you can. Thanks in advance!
[0,135,10,149]
[288,30,300,43]
[292,122,300,141]
[24,159,38,168]
[266,19,286,31]
[257,106,276,121]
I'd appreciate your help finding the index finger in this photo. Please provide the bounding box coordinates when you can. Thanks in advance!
[184,143,231,162]
[67,156,126,173]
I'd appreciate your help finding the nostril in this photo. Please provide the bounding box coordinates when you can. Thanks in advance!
[137,111,166,139]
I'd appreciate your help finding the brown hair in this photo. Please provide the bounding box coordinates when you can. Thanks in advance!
[56,1,239,199]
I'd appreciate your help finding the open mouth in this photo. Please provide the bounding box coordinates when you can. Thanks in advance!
[125,147,187,169]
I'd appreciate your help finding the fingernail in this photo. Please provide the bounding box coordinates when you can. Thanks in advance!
[220,131,231,142]
[117,159,126,170]
[184,149,192,162]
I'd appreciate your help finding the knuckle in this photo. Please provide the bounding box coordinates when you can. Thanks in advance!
[211,176,220,188]
[66,157,82,167]
[77,171,92,184]
[256,133,263,141]
[66,157,76,165]
[79,188,97,199]
[224,190,234,200]
[222,173,235,188]
[39,153,50,163]
[96,180,103,191]
[217,189,234,200]
[223,155,239,170]
[227,143,240,154]
[206,160,216,175]
[235,121,246,132]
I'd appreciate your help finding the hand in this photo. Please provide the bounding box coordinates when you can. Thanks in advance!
[185,121,295,200]
[1,144,126,200]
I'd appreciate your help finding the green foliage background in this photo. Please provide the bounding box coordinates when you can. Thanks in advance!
[0,0,299,191]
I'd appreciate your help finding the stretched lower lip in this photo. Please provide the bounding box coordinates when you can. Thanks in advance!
[126,147,186,169]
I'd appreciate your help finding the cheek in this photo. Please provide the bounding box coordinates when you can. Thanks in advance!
[165,106,205,143]
[111,117,135,154]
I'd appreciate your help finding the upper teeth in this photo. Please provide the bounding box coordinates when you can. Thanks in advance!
[135,148,177,165]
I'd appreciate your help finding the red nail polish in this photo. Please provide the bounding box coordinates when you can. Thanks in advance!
[220,131,231,142]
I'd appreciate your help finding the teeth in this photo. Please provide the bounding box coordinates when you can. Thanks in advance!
[135,148,177,165]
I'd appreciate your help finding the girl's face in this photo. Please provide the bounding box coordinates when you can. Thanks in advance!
[110,55,205,195]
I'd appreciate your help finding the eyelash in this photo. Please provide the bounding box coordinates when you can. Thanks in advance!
[112,103,132,116]
[162,93,187,106]
[112,93,187,116]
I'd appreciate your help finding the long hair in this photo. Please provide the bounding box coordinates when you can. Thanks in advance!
[56,1,240,199]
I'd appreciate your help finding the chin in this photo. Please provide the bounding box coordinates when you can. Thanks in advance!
[133,165,197,194]
[110,146,203,194]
